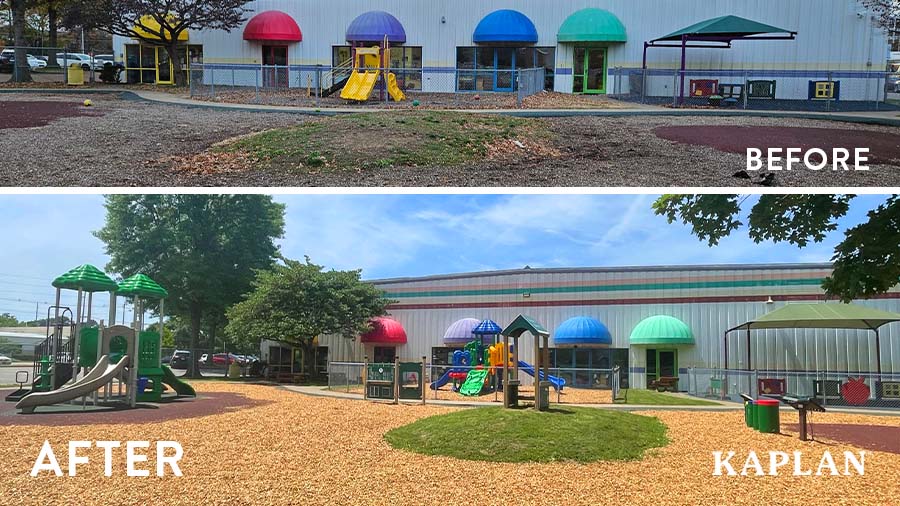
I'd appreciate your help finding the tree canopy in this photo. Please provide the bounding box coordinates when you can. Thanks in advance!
[653,194,899,302]
[95,195,285,375]
[226,258,392,375]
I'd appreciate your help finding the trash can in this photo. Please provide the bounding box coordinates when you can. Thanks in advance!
[67,63,84,86]
[137,377,149,392]
[538,381,551,411]
[755,399,780,433]
[744,399,756,428]
[228,361,241,379]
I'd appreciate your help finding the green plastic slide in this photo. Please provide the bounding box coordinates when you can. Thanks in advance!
[161,365,196,397]
[459,369,489,396]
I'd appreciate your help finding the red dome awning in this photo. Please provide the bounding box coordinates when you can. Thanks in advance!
[360,317,407,344]
[243,11,302,42]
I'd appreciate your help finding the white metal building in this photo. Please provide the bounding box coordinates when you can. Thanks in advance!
[295,263,900,389]
[112,0,891,101]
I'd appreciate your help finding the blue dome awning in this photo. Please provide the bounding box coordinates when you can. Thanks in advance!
[473,319,502,335]
[473,10,538,44]
[553,316,612,347]
[346,11,406,43]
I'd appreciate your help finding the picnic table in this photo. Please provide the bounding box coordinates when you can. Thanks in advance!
[649,376,679,392]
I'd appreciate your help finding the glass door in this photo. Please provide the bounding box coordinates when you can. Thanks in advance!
[494,47,514,91]
[573,47,607,94]
[262,45,288,88]
[585,48,606,93]
[658,350,677,378]
[155,47,172,84]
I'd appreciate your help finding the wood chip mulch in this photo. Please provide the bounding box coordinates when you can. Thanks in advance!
[1,382,897,505]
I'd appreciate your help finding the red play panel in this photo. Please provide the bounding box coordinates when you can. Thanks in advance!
[0,100,100,130]
[654,126,900,165]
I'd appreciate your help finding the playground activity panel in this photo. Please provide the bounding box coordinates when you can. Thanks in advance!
[4,265,195,414]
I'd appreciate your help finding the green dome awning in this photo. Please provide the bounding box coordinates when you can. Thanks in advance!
[52,264,119,293]
[117,274,168,299]
[558,8,627,43]
[630,315,695,346]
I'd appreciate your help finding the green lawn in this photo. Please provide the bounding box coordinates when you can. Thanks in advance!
[616,389,720,406]
[222,111,552,171]
[384,406,667,463]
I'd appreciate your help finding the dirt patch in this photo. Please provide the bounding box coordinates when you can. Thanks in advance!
[654,126,900,165]
[0,100,101,129]
[784,423,900,454]
[0,389,268,426]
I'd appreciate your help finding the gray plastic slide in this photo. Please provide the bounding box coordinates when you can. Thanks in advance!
[16,355,129,414]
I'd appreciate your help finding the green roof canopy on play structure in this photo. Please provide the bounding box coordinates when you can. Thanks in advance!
[629,315,695,346]
[52,264,119,292]
[557,8,627,43]
[725,303,900,375]
[117,273,169,299]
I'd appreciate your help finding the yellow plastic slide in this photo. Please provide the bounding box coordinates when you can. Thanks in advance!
[340,70,379,101]
[386,72,405,101]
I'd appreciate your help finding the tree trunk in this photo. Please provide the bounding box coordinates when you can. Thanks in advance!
[10,0,32,83]
[47,5,58,67]
[303,340,317,382]
[187,301,204,378]
[166,42,184,87]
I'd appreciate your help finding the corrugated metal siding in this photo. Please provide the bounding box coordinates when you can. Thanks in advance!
[114,0,887,70]
[315,264,900,388]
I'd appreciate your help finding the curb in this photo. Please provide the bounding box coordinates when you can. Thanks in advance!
[3,87,900,125]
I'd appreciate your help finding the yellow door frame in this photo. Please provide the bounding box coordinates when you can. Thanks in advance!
[155,47,174,85]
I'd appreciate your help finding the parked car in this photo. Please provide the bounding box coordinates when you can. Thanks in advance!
[169,350,192,369]
[27,55,47,70]
[211,353,242,366]
[0,354,12,366]
[94,54,122,69]
[55,53,94,70]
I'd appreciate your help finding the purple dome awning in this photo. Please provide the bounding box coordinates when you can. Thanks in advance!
[346,11,406,43]
[443,318,481,345]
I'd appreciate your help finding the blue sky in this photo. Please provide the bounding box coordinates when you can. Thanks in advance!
[0,193,886,322]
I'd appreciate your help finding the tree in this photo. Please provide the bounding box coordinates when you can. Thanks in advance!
[0,336,20,356]
[858,1,900,50]
[0,313,21,326]
[95,195,285,376]
[226,258,393,378]
[8,0,33,82]
[653,194,900,302]
[65,0,249,86]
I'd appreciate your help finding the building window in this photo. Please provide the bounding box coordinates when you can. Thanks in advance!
[316,346,329,376]
[373,346,395,364]
[332,45,422,90]
[124,43,201,85]
[431,346,452,366]
[268,345,292,374]
[455,46,555,92]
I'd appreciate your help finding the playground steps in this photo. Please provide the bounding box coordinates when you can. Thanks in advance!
[321,75,350,97]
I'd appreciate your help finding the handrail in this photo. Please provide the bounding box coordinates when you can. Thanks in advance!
[321,57,353,90]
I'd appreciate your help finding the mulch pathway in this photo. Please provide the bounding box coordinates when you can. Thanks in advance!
[653,125,900,165]
[785,423,900,454]
[0,100,102,129]
[0,390,269,426]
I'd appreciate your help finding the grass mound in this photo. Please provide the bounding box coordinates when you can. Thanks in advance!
[384,406,667,463]
[221,111,553,171]
[616,389,721,406]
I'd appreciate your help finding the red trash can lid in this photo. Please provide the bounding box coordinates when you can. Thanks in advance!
[756,399,780,406]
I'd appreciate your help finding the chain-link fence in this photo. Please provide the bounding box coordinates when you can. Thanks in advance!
[1,46,70,84]
[160,347,263,378]
[327,361,365,393]
[189,64,548,108]
[687,367,900,410]
[608,68,896,112]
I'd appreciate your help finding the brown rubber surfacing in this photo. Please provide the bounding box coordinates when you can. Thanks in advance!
[654,125,900,165]
[0,390,269,426]
[0,100,102,129]
[785,423,900,454]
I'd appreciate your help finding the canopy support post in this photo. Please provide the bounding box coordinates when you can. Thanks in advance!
[679,35,687,105]
[874,328,882,376]
[746,327,751,370]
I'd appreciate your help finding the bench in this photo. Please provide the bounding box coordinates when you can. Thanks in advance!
[649,376,679,392]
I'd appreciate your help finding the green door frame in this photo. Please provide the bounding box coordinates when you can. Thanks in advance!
[648,348,678,381]
[574,46,608,94]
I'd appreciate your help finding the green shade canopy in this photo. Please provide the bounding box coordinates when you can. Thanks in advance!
[52,264,118,293]
[728,303,900,331]
[653,15,793,42]
[557,8,627,43]
[630,315,695,346]
[117,274,168,299]
[502,314,549,338]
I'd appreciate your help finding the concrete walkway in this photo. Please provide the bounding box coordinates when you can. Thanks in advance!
[4,87,900,126]
[282,384,900,416]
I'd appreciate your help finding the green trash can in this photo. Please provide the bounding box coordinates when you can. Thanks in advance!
[744,399,756,428]
[755,399,780,433]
